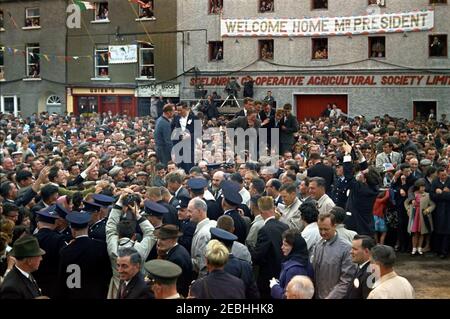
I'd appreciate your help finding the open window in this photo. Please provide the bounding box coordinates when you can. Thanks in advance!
[368,0,386,6]
[209,0,223,15]
[94,46,109,78]
[259,0,274,12]
[0,46,4,80]
[429,35,448,57]
[95,2,109,21]
[209,41,223,61]
[137,0,155,19]
[430,0,447,4]
[26,44,40,78]
[25,8,40,28]
[312,0,328,10]
[312,38,328,60]
[369,36,386,58]
[139,43,155,78]
[0,10,4,30]
[259,40,274,60]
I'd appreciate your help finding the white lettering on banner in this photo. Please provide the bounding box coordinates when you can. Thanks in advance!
[136,83,180,97]
[221,10,434,37]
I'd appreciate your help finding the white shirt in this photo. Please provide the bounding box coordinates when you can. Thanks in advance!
[264,215,276,225]
[301,222,322,256]
[179,116,188,132]
[239,187,251,207]
[15,265,30,279]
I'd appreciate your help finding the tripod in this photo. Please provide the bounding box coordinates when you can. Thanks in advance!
[220,94,241,108]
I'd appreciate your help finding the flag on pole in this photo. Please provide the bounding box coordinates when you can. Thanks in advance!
[73,0,95,11]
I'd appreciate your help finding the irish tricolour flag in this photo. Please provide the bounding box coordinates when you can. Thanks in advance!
[74,0,95,10]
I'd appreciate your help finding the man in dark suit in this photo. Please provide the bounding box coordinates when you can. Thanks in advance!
[116,247,153,299]
[0,236,45,299]
[33,206,67,298]
[166,171,190,201]
[234,97,254,118]
[250,196,289,299]
[57,212,111,299]
[146,187,179,226]
[154,104,175,165]
[279,103,299,155]
[171,102,199,172]
[154,224,193,298]
[220,181,248,244]
[187,178,221,221]
[30,184,59,232]
[307,153,335,195]
[259,102,276,149]
[176,195,196,252]
[346,235,375,299]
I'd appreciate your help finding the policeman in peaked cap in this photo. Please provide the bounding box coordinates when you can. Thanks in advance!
[220,180,247,244]
[144,259,183,299]
[54,203,73,242]
[92,194,115,208]
[176,195,196,253]
[188,178,221,221]
[143,201,169,261]
[209,227,259,299]
[33,206,68,298]
[59,211,112,299]
[83,200,107,242]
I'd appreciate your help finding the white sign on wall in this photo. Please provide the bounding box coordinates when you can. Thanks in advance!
[221,10,434,37]
[136,83,180,97]
[108,45,137,64]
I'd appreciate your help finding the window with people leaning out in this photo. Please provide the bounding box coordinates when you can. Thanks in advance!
[259,40,274,60]
[259,0,274,12]
[369,37,386,58]
[25,8,40,27]
[429,35,448,57]
[312,38,328,60]
[95,47,109,78]
[138,0,154,19]
[95,2,109,21]
[0,10,4,29]
[209,0,223,14]
[139,43,155,78]
[368,0,386,6]
[209,41,223,61]
[0,46,4,80]
[312,0,327,9]
[26,44,40,78]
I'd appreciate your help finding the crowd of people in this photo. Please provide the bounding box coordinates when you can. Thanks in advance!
[0,99,448,299]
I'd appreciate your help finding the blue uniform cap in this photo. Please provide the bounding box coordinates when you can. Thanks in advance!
[66,211,91,229]
[187,178,208,191]
[92,194,115,208]
[144,200,169,217]
[176,195,191,209]
[55,203,70,219]
[36,205,59,224]
[210,227,237,246]
[221,180,242,206]
[82,200,102,213]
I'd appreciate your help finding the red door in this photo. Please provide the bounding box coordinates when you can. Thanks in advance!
[119,96,136,117]
[295,94,348,121]
[100,96,118,115]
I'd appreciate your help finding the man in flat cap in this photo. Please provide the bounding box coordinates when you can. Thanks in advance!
[144,259,183,299]
[57,212,111,299]
[33,206,67,298]
[0,236,45,299]
[154,224,192,297]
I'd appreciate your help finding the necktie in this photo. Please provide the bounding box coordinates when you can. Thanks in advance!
[29,274,41,295]
[387,154,392,163]
[119,281,126,299]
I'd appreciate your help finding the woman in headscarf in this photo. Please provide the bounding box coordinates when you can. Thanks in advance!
[270,229,314,299]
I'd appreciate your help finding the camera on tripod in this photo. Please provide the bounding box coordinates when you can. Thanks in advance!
[225,77,240,97]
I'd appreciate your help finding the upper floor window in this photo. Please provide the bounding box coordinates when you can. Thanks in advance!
[95,2,109,21]
[430,0,447,4]
[209,0,223,15]
[0,10,4,30]
[139,43,155,78]
[259,40,274,60]
[312,38,328,60]
[95,46,109,78]
[138,0,155,19]
[259,0,274,12]
[26,44,40,78]
[0,46,4,80]
[369,0,386,6]
[312,0,327,10]
[429,35,448,57]
[369,36,386,58]
[25,8,40,28]
[209,41,223,61]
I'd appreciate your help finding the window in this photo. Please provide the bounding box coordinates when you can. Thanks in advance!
[139,43,154,78]
[430,0,447,4]
[0,9,4,30]
[312,38,328,59]
[259,40,274,60]
[209,41,223,61]
[369,37,385,58]
[312,0,327,9]
[368,0,385,6]
[47,95,62,105]
[78,96,98,114]
[26,44,40,78]
[94,46,109,78]
[1,96,19,115]
[138,0,155,19]
[209,0,223,14]
[25,8,40,27]
[429,35,448,57]
[95,2,109,21]
[259,0,274,12]
[0,46,4,80]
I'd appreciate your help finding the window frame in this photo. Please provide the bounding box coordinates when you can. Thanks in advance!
[311,0,328,10]
[209,0,223,15]
[259,39,274,60]
[0,9,5,30]
[430,0,447,4]
[429,34,448,58]
[136,0,155,21]
[208,41,224,62]
[94,46,109,79]
[24,7,40,28]
[0,45,4,80]
[0,96,19,116]
[46,95,62,106]
[26,44,40,78]
[259,0,275,13]
[94,2,109,22]
[369,36,386,58]
[138,43,155,79]
[368,0,386,7]
[311,38,328,60]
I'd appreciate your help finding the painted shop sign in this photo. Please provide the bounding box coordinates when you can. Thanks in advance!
[221,10,434,37]
[136,83,180,97]
[189,75,450,87]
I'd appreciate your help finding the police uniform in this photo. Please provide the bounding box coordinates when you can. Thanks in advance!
[57,212,111,299]
[154,225,193,298]
[84,200,107,242]
[176,195,196,252]
[142,201,168,261]
[188,178,222,221]
[33,206,67,299]
[55,203,73,242]
[210,228,260,299]
[221,181,248,244]
[331,162,350,208]
[144,259,183,299]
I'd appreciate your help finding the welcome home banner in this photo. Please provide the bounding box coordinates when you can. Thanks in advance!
[221,10,434,37]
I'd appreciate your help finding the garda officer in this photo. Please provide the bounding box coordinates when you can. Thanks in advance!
[83,200,107,241]
[220,181,248,244]
[176,195,196,253]
[187,178,221,221]
[33,205,67,298]
[144,259,183,299]
[210,227,260,299]
[55,203,72,242]
[331,160,350,208]
[57,212,111,299]
[142,200,168,260]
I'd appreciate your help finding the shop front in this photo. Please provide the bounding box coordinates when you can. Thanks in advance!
[68,87,137,117]
[136,83,180,116]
